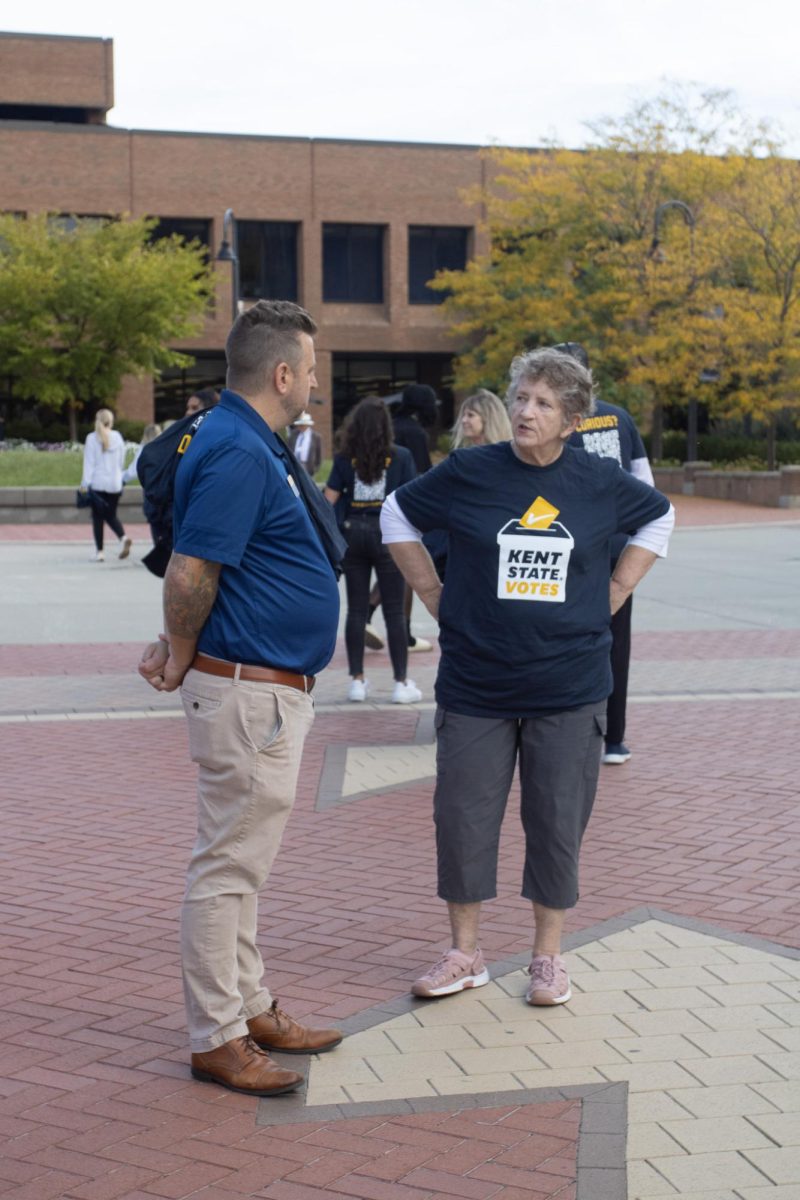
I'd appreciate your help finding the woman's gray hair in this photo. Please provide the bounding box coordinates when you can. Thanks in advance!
[506,347,596,426]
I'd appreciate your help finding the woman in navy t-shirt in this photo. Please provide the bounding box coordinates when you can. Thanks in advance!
[325,397,420,704]
[381,348,675,1008]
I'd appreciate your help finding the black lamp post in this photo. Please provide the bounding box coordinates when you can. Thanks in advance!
[216,208,240,323]
[650,200,701,461]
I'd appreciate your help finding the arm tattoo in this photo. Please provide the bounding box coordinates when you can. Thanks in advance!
[164,554,221,639]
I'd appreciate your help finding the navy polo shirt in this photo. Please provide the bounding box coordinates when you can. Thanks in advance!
[173,389,340,676]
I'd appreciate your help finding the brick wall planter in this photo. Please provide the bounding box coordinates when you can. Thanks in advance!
[653,464,800,508]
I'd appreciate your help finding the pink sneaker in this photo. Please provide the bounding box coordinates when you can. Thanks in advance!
[526,954,571,1006]
[412,948,490,998]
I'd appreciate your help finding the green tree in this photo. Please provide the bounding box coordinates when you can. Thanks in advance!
[0,214,211,440]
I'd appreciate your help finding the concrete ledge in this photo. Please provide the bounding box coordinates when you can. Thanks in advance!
[0,486,144,523]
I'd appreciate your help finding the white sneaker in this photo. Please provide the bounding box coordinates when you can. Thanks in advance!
[392,679,422,704]
[408,636,432,653]
[91,550,105,562]
[118,536,133,560]
[348,678,370,702]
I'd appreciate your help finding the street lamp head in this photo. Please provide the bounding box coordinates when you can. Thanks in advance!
[216,240,237,263]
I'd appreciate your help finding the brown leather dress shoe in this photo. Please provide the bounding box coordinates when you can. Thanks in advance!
[190,1034,303,1096]
[247,1000,343,1055]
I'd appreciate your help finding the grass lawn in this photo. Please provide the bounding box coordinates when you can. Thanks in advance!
[0,449,139,488]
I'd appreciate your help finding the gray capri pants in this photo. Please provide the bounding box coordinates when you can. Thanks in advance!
[433,701,606,909]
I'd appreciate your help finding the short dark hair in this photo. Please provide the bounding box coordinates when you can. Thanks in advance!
[226,301,317,393]
[191,387,219,407]
[551,342,590,370]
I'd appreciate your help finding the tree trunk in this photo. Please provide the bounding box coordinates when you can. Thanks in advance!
[651,402,664,461]
[68,402,78,444]
[766,413,777,471]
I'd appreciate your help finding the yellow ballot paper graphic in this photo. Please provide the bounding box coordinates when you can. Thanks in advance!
[496,495,574,602]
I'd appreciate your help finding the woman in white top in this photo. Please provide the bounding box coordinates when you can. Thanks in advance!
[80,408,132,562]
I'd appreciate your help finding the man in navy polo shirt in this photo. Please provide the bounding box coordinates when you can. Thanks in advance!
[139,301,343,1097]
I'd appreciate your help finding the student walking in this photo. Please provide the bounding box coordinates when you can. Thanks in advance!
[80,409,132,562]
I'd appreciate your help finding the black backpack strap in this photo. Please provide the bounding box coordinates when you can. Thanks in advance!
[277,435,347,576]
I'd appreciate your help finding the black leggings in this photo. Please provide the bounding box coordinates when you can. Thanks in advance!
[91,490,125,551]
[343,518,408,680]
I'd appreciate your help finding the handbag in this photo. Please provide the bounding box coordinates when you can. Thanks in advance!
[75,487,92,509]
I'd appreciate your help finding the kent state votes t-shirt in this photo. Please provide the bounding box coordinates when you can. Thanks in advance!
[393,442,670,718]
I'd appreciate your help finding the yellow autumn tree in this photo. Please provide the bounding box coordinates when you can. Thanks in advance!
[432,86,776,459]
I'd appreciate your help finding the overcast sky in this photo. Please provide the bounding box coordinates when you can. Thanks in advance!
[7,0,800,154]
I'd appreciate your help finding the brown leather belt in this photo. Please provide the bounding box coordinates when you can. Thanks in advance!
[192,653,315,693]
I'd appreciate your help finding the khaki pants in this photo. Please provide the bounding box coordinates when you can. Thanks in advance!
[180,668,314,1052]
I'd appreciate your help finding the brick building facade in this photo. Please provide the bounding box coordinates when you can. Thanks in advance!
[0,31,492,451]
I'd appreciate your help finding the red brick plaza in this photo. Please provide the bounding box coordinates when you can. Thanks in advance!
[0,496,798,1200]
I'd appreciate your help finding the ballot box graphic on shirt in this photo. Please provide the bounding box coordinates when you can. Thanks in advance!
[496,495,574,602]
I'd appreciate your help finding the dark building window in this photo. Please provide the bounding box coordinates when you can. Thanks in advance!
[331,352,455,430]
[323,223,384,303]
[408,226,469,304]
[150,217,211,250]
[154,352,227,423]
[238,221,298,301]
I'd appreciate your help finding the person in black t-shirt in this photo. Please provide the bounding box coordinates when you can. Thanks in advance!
[325,397,420,704]
[381,348,674,1010]
[557,342,655,766]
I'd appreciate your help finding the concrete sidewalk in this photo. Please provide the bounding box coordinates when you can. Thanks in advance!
[0,497,798,1200]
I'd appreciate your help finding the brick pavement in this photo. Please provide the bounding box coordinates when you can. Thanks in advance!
[0,498,798,1199]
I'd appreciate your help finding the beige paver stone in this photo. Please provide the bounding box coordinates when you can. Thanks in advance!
[575,949,669,971]
[463,1019,562,1047]
[747,1111,800,1145]
[678,1054,785,1087]
[309,1055,379,1087]
[385,1024,480,1053]
[628,1091,698,1123]
[573,968,655,992]
[691,1004,789,1031]
[660,1116,773,1154]
[705,962,797,985]
[761,1026,800,1052]
[700,982,793,1007]
[601,1061,701,1091]
[757,1051,800,1080]
[447,1044,543,1074]
[600,921,686,949]
[537,1012,635,1041]
[649,1149,772,1191]
[342,1079,439,1102]
[628,987,721,1011]
[493,970,528,997]
[305,1084,350,1105]
[665,1084,779,1118]
[656,927,731,949]
[738,1188,800,1199]
[774,980,800,1001]
[364,1049,464,1081]
[646,947,740,968]
[563,989,646,1015]
[432,1072,522,1095]
[742,1145,800,1185]
[627,1120,688,1158]
[334,1029,401,1058]
[532,1037,628,1068]
[637,966,733,989]
[513,1065,609,1088]
[770,958,800,979]
[751,1080,800,1111]
[608,1034,708,1063]
[413,995,501,1025]
[619,1010,711,1037]
[765,1002,800,1026]
[718,944,786,963]
[627,1159,680,1195]
[684,1029,788,1057]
